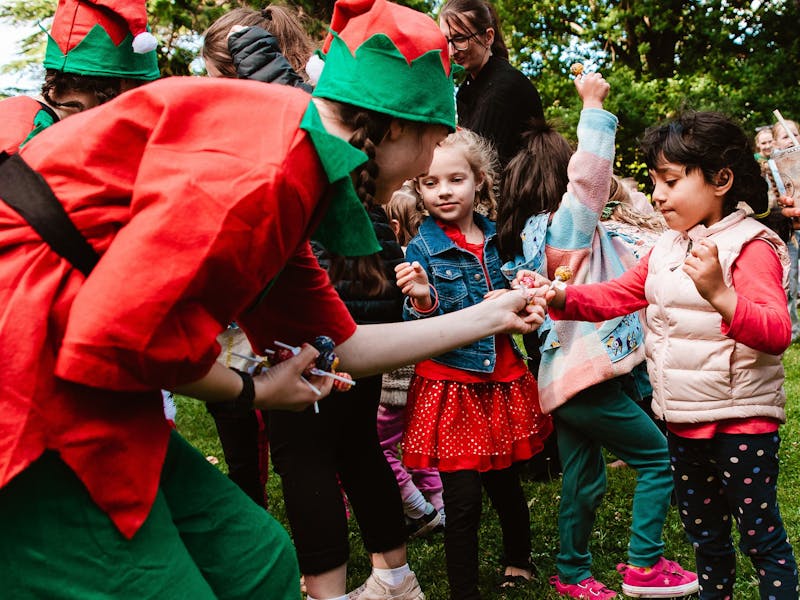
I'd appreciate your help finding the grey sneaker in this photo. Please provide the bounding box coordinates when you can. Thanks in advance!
[347,572,425,600]
[405,508,442,540]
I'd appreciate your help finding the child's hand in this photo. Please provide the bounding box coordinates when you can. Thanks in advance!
[395,261,433,310]
[482,289,548,334]
[683,239,725,298]
[574,71,609,109]
[511,270,561,307]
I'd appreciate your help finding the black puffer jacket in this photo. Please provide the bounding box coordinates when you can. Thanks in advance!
[313,206,405,325]
[228,26,313,93]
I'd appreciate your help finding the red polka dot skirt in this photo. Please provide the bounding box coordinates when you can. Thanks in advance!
[402,371,553,472]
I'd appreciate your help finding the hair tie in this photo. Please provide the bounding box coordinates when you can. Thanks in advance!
[754,208,771,219]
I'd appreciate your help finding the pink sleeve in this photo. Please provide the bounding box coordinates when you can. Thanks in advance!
[551,251,650,322]
[723,239,790,354]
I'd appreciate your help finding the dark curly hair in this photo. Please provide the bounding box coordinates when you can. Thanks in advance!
[41,69,124,112]
[639,111,768,217]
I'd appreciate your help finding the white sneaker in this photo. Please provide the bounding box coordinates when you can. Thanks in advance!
[347,573,425,600]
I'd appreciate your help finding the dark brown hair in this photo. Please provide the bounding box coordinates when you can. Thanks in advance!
[639,111,768,217]
[41,69,124,112]
[496,120,571,259]
[202,5,315,78]
[325,103,396,295]
[439,0,509,61]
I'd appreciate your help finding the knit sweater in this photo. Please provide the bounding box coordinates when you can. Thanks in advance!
[502,108,644,414]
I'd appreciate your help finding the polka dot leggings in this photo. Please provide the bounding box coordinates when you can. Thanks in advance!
[668,432,798,600]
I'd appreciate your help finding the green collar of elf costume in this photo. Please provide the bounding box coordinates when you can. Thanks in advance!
[44,23,159,80]
[300,100,381,257]
[313,31,455,131]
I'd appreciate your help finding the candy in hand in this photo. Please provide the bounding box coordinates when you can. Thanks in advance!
[550,265,573,290]
[570,62,584,76]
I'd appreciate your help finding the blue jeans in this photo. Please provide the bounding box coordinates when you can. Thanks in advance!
[668,432,798,599]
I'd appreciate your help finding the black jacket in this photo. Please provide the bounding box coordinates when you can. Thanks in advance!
[313,206,405,325]
[456,55,544,167]
[228,26,313,93]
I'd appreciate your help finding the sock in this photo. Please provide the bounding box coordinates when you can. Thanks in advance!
[403,489,429,519]
[438,507,446,527]
[373,564,412,587]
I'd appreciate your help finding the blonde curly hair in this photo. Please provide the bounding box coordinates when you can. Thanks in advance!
[415,128,498,220]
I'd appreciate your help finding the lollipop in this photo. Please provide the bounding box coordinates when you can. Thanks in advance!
[570,62,584,77]
[550,265,573,290]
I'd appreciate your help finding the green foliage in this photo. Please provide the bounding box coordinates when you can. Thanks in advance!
[2,0,799,184]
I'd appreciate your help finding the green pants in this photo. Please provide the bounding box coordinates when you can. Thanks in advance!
[0,431,300,599]
[553,376,672,584]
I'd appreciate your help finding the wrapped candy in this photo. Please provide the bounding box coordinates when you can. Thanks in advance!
[550,265,573,290]
[570,62,584,76]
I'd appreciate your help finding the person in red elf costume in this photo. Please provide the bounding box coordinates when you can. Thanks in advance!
[0,0,159,155]
[0,0,547,598]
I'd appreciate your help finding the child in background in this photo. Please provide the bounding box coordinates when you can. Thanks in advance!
[202,5,314,90]
[378,183,444,538]
[396,129,553,599]
[200,5,318,508]
[497,72,697,599]
[530,110,798,599]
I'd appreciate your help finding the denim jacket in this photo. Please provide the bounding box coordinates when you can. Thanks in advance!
[403,214,518,373]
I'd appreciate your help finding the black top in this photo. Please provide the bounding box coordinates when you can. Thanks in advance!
[313,205,405,325]
[456,55,544,167]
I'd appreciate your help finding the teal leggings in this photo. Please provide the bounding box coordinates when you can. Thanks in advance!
[554,376,672,584]
[0,431,300,599]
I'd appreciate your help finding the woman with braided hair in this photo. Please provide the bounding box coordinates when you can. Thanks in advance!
[0,0,548,598]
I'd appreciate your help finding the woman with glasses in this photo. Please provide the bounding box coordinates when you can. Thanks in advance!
[439,0,544,167]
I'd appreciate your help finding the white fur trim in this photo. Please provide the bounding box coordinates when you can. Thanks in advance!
[305,54,325,86]
[132,31,158,54]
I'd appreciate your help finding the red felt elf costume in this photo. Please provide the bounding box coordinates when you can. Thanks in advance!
[0,0,456,597]
[0,0,159,155]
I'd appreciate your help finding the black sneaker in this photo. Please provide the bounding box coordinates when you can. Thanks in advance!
[406,508,442,540]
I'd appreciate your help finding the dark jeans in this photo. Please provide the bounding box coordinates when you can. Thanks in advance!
[269,374,406,574]
[441,466,531,600]
[669,431,798,599]
[206,401,269,507]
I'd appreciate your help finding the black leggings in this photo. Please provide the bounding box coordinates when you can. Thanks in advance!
[441,466,531,600]
[269,374,406,574]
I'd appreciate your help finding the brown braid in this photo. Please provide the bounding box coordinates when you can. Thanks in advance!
[324,103,395,296]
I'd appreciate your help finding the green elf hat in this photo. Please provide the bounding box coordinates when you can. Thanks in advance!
[312,0,456,131]
[43,0,160,80]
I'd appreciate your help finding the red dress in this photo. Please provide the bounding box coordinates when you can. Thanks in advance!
[0,77,359,538]
[402,223,552,472]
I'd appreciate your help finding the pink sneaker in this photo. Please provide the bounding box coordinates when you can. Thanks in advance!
[616,556,699,598]
[550,575,617,599]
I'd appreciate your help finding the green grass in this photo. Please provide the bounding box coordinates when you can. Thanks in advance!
[176,345,800,599]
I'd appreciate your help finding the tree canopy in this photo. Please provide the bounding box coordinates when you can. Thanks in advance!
[2,0,798,182]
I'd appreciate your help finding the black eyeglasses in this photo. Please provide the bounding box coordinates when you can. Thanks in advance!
[445,30,484,51]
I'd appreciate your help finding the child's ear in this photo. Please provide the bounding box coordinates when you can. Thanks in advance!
[714,168,734,194]
[389,218,401,238]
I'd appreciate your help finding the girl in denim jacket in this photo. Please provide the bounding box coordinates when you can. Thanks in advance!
[395,129,553,599]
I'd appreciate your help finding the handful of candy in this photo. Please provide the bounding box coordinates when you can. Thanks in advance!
[272,336,355,392]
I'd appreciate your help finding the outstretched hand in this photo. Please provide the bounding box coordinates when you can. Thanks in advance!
[510,270,563,308]
[574,71,609,109]
[481,288,548,335]
[252,344,334,410]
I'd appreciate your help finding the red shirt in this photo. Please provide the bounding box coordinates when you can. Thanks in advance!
[0,78,356,537]
[0,96,48,155]
[553,239,786,438]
